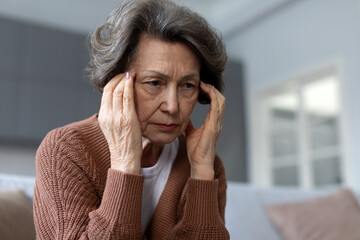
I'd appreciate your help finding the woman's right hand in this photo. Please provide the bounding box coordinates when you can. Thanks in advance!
[98,71,142,174]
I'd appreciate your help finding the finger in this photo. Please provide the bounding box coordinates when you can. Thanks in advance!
[200,82,218,124]
[199,85,224,143]
[205,84,224,111]
[200,82,225,129]
[123,71,136,114]
[101,74,123,112]
[199,81,213,95]
[200,81,224,103]
[211,88,225,136]
[113,74,127,113]
[212,87,226,127]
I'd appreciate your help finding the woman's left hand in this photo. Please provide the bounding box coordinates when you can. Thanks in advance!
[185,82,225,180]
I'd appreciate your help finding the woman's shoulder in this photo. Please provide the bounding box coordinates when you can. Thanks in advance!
[35,114,107,198]
[35,114,110,183]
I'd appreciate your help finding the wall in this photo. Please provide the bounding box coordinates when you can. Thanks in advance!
[225,0,360,189]
[0,17,101,176]
[0,17,101,143]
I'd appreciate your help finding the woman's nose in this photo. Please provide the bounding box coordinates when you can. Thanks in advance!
[160,89,179,114]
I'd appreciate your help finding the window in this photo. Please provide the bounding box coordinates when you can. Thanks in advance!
[254,67,343,188]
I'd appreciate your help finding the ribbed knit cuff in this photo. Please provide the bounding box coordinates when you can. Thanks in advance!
[183,178,220,225]
[98,169,144,225]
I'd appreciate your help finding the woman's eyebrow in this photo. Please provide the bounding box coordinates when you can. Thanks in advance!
[141,70,199,80]
[141,70,170,79]
[181,73,200,81]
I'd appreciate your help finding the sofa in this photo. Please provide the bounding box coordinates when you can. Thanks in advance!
[225,182,360,239]
[0,173,36,240]
[1,173,360,240]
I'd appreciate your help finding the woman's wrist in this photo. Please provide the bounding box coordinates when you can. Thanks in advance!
[190,165,215,180]
[111,156,141,175]
[111,164,140,175]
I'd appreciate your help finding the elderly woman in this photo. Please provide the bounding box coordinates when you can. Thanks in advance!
[33,0,228,239]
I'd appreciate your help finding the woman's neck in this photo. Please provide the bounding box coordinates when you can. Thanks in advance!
[141,138,164,168]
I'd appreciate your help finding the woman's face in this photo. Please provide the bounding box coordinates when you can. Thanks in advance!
[128,35,200,144]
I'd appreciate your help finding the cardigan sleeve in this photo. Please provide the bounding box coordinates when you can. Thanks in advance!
[33,128,146,240]
[168,156,230,239]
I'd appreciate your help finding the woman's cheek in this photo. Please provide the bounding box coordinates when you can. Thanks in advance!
[188,96,198,114]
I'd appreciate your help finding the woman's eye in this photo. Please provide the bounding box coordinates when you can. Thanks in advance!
[148,80,160,87]
[184,83,195,89]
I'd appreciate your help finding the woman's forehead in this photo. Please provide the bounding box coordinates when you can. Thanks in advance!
[134,35,199,64]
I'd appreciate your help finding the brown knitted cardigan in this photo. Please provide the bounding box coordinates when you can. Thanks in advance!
[33,114,229,239]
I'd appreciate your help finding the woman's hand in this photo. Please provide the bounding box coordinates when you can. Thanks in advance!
[185,82,225,180]
[98,71,142,174]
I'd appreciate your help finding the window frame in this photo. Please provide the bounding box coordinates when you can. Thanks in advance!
[251,64,346,189]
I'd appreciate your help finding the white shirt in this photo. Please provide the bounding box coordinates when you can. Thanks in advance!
[140,138,179,232]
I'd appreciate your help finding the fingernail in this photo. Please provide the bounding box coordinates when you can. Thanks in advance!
[126,71,130,80]
[200,81,206,86]
[212,86,215,92]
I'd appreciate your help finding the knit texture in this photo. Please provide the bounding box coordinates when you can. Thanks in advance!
[33,114,229,239]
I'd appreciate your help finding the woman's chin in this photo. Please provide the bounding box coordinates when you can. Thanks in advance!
[142,132,181,145]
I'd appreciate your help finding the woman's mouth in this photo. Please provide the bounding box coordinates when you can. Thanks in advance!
[153,123,180,131]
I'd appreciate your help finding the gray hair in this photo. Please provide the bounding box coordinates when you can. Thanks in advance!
[87,0,227,104]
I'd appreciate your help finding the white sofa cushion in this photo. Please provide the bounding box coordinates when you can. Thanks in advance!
[226,182,282,240]
[0,173,35,199]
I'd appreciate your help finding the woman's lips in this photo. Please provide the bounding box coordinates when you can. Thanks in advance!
[153,123,180,131]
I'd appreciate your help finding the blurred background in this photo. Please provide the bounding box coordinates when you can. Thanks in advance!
[1,0,360,191]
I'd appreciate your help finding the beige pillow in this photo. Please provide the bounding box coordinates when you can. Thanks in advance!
[266,189,360,240]
[0,189,35,240]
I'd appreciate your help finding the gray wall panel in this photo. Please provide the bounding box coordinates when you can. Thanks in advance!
[0,16,99,144]
[71,90,101,120]
[17,82,74,139]
[0,72,20,137]
[0,19,23,73]
[22,26,82,85]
